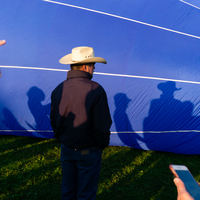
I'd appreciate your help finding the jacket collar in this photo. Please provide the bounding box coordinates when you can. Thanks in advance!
[67,70,93,80]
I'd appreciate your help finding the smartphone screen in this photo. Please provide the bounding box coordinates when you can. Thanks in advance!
[170,165,200,199]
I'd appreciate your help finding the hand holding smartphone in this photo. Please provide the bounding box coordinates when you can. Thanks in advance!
[169,165,200,199]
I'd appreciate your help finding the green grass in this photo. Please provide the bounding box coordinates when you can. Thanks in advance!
[0,135,200,200]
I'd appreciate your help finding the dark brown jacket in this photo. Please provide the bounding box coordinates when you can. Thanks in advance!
[50,70,112,149]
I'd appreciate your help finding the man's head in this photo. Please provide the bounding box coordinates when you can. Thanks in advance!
[70,62,95,75]
[59,46,107,66]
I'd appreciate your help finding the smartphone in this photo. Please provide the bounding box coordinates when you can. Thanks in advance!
[169,164,200,199]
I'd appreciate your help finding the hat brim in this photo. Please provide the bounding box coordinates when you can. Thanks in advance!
[157,82,181,91]
[59,53,107,65]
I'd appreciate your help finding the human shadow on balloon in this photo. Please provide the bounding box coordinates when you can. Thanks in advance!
[26,86,53,138]
[143,81,199,151]
[114,93,143,148]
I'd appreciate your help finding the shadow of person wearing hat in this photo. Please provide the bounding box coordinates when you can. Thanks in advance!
[143,81,200,152]
[114,93,143,148]
[114,93,134,147]
[143,81,183,132]
[143,81,185,151]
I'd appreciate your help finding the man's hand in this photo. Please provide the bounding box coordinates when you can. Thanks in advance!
[0,40,6,46]
[174,178,194,200]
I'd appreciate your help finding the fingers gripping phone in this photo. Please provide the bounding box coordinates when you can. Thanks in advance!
[169,165,200,199]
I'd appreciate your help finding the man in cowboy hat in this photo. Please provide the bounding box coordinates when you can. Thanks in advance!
[50,46,112,200]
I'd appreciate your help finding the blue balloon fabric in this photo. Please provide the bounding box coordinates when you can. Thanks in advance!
[1,0,200,154]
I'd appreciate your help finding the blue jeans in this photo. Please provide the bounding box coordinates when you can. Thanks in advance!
[60,143,102,200]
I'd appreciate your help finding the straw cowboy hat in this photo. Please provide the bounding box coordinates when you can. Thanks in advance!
[59,46,107,65]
